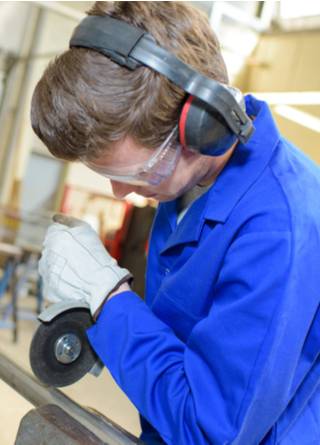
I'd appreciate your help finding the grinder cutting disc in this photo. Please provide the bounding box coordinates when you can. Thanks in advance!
[30,308,97,387]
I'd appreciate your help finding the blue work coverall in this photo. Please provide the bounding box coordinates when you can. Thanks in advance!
[87,95,320,444]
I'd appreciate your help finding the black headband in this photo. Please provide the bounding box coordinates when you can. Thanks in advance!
[70,15,254,145]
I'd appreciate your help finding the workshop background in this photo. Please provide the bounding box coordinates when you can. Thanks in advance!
[0,1,319,444]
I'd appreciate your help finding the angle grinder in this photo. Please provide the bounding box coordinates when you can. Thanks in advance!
[30,300,104,387]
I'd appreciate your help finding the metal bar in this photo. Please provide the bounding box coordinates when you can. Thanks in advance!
[0,348,144,445]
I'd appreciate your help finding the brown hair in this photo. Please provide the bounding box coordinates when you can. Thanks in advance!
[31,1,229,161]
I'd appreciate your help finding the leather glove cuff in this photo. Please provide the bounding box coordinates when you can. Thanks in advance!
[93,273,134,322]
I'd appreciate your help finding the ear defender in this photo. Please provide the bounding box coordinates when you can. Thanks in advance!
[179,86,246,156]
[69,15,255,155]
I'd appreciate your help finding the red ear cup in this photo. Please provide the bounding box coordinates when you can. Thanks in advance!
[179,95,238,156]
[179,95,195,150]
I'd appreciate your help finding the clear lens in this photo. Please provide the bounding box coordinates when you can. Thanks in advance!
[83,126,182,186]
[98,171,163,186]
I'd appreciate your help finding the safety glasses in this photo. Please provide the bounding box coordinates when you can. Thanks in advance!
[82,126,182,186]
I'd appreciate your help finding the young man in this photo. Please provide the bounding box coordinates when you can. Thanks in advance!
[31,2,320,444]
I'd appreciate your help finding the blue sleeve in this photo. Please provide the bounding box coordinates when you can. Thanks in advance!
[87,231,306,444]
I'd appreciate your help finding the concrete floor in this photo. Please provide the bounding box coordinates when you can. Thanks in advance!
[0,294,141,444]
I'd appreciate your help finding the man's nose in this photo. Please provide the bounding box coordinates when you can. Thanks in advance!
[110,180,138,199]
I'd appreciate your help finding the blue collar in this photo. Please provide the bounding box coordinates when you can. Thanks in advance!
[159,95,281,252]
[204,94,280,223]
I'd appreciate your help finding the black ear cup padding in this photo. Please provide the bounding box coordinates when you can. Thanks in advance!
[182,97,238,156]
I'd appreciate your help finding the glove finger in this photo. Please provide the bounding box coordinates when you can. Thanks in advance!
[53,213,88,228]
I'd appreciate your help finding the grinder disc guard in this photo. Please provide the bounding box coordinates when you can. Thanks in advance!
[30,308,98,387]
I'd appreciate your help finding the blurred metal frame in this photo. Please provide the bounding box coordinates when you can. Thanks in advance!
[0,4,45,205]
[0,347,145,444]
[0,1,85,208]
[31,1,85,22]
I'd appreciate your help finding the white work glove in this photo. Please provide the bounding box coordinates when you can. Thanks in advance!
[39,214,133,320]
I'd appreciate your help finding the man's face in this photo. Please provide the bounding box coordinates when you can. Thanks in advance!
[87,135,235,202]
